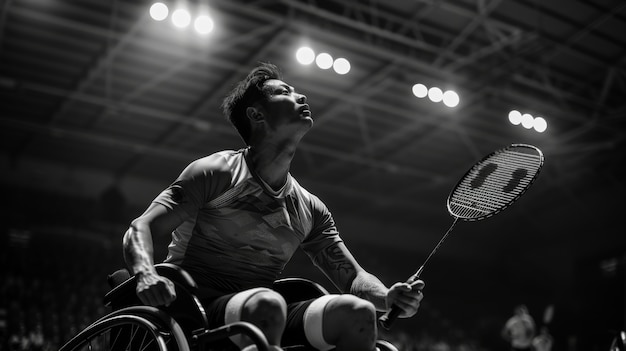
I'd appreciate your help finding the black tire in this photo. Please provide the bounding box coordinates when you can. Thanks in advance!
[59,309,189,351]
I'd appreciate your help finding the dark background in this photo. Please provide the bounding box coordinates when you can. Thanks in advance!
[1,0,625,350]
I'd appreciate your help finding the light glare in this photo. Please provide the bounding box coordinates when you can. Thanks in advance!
[442,90,459,107]
[533,117,547,132]
[412,84,428,98]
[333,58,350,74]
[296,47,315,65]
[521,113,534,129]
[316,53,333,69]
[508,110,522,125]
[194,15,214,34]
[428,87,443,102]
[172,9,191,28]
[150,2,169,21]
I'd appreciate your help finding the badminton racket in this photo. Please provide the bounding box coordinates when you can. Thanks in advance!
[379,143,544,329]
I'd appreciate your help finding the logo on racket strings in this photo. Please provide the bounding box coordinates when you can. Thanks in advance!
[470,163,529,193]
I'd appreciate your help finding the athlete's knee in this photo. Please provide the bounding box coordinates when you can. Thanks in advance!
[243,289,287,325]
[225,288,287,347]
[330,294,376,322]
[321,295,377,349]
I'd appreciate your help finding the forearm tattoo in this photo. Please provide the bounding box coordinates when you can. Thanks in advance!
[315,244,357,292]
[351,274,383,299]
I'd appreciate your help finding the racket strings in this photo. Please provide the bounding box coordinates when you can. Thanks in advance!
[449,147,543,220]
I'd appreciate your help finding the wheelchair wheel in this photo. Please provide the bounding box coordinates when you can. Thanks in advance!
[60,307,190,351]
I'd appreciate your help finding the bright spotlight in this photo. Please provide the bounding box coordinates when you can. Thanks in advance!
[333,58,350,74]
[194,15,214,34]
[150,2,169,21]
[296,47,315,65]
[172,9,191,28]
[412,84,428,98]
[315,53,333,69]
[428,87,443,103]
[508,110,522,125]
[533,117,547,133]
[521,113,534,129]
[442,90,459,107]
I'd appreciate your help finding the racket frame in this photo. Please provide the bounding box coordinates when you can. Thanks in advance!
[446,143,544,222]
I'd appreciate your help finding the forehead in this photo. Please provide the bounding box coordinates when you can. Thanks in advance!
[263,79,293,91]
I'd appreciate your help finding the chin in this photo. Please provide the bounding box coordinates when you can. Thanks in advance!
[304,117,314,128]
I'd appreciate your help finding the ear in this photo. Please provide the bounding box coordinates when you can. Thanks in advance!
[245,106,264,123]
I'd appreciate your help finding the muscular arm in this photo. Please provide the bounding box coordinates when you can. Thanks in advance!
[123,203,184,275]
[123,203,185,306]
[313,242,390,311]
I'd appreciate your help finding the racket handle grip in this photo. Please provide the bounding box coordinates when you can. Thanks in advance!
[378,305,401,330]
[379,268,423,330]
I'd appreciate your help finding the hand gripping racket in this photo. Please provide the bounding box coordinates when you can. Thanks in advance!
[379,143,544,329]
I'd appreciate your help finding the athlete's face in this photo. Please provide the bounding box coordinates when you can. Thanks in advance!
[252,79,312,134]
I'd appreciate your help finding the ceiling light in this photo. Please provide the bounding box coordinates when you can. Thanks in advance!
[533,117,547,133]
[194,15,214,34]
[508,110,522,125]
[521,113,534,129]
[442,90,459,107]
[149,2,169,21]
[427,87,443,103]
[333,58,350,74]
[296,47,315,65]
[315,53,333,70]
[172,9,191,28]
[412,84,428,98]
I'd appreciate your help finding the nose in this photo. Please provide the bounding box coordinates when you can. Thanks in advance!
[297,93,307,103]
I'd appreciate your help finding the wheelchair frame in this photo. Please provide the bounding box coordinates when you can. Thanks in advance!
[58,263,398,351]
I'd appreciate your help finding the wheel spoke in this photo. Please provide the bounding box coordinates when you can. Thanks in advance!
[110,327,122,350]
[59,312,187,351]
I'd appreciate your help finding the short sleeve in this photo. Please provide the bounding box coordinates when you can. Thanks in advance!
[300,195,343,259]
[153,154,233,220]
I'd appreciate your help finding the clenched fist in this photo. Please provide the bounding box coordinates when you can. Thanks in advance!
[136,271,177,307]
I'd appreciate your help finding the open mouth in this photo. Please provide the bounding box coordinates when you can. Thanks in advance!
[299,105,311,116]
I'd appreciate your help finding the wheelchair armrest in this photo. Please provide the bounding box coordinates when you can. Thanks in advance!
[155,263,198,290]
[273,277,330,304]
[103,263,198,307]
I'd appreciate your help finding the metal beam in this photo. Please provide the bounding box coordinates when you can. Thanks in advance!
[433,0,504,67]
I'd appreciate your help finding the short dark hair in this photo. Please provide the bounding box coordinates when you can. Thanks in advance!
[222,63,282,144]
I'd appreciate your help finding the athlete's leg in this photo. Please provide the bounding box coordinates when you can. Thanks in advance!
[225,288,287,348]
[301,294,377,351]
[323,295,378,351]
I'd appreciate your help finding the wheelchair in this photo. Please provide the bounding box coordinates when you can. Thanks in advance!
[58,263,398,351]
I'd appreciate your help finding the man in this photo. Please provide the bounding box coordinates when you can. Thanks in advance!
[502,305,536,351]
[123,63,424,351]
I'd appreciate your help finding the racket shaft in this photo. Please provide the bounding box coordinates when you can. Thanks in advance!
[378,218,458,330]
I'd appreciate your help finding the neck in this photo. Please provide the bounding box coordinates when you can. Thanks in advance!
[247,140,298,190]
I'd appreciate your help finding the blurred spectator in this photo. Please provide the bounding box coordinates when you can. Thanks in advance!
[532,326,553,351]
[502,304,536,351]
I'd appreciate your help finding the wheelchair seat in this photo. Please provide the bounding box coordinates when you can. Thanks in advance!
[272,277,329,303]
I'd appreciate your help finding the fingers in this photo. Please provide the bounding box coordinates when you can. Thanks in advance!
[389,280,425,318]
[410,279,425,290]
[137,277,177,307]
[393,290,423,318]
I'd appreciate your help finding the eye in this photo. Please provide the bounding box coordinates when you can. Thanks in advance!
[281,89,290,95]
